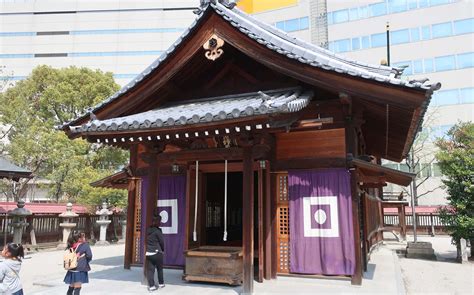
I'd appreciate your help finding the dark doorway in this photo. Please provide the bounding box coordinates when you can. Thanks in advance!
[203,171,259,247]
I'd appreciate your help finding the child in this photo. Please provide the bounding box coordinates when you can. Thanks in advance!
[64,231,92,295]
[0,243,24,295]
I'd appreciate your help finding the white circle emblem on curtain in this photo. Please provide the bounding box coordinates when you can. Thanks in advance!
[314,209,327,225]
[160,210,169,223]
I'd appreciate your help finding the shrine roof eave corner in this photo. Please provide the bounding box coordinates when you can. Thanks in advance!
[60,0,440,133]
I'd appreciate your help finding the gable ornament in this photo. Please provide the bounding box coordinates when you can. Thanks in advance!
[203,34,225,61]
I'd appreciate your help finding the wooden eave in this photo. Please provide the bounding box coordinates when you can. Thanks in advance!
[351,158,415,187]
[90,169,130,189]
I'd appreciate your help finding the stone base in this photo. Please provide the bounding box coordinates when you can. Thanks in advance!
[118,238,126,244]
[57,243,67,250]
[406,241,436,260]
[95,240,110,246]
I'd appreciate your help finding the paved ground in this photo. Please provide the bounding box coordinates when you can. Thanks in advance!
[14,236,473,294]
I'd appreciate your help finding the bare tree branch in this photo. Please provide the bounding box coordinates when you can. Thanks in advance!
[416,186,442,199]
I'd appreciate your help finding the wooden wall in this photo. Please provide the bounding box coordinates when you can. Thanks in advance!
[275,129,346,160]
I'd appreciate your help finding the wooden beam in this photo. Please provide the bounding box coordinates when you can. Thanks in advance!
[273,157,347,171]
[242,146,254,294]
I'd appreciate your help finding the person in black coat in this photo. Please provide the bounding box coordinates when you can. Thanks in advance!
[64,231,92,295]
[145,215,165,292]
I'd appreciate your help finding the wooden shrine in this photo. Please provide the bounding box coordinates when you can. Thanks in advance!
[62,0,440,293]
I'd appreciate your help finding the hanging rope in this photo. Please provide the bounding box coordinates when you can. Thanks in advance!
[223,160,228,241]
[193,160,199,242]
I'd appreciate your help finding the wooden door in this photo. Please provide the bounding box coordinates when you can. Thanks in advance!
[275,172,290,274]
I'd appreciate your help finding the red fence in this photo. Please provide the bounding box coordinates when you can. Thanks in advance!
[383,213,450,236]
[0,213,125,246]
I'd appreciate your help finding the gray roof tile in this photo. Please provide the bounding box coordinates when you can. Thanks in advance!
[70,88,313,134]
[63,1,439,130]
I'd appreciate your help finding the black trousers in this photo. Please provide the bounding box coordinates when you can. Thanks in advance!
[146,253,164,287]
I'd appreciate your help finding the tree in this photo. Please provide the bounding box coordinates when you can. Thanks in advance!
[0,65,129,206]
[436,122,474,259]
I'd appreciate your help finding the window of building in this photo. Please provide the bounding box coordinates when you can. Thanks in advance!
[352,37,361,50]
[413,59,423,73]
[369,2,387,17]
[457,52,474,69]
[392,29,410,44]
[410,27,421,41]
[424,58,434,73]
[420,163,432,178]
[333,9,349,24]
[421,26,431,40]
[408,0,418,9]
[361,36,370,49]
[430,0,451,6]
[418,0,429,7]
[454,18,474,35]
[434,89,459,105]
[460,88,474,104]
[349,8,359,21]
[276,21,285,30]
[334,39,351,52]
[328,42,335,52]
[399,164,410,172]
[359,6,368,18]
[300,17,309,30]
[394,61,412,75]
[432,163,442,177]
[388,0,408,13]
[285,18,299,32]
[384,163,399,170]
[432,22,453,38]
[327,12,334,25]
[371,32,387,47]
[435,55,456,71]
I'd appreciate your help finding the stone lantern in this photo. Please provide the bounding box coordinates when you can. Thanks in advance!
[8,200,32,244]
[95,201,112,245]
[118,208,127,244]
[57,203,79,249]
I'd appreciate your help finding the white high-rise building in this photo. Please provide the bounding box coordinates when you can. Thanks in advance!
[1,0,472,205]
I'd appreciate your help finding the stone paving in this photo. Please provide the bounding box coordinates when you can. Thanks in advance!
[15,236,472,295]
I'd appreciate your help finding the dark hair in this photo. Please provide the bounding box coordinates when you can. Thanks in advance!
[67,230,85,249]
[151,215,162,228]
[6,243,24,260]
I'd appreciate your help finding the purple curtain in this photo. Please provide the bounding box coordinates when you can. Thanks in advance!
[289,169,355,275]
[157,175,186,266]
[140,175,186,266]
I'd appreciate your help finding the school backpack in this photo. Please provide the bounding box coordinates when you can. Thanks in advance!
[63,247,78,270]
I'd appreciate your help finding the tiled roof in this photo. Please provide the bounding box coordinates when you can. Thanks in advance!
[0,157,31,175]
[70,87,313,134]
[62,0,439,129]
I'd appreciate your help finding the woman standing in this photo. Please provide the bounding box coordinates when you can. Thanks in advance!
[64,231,92,295]
[145,215,165,292]
[0,243,24,295]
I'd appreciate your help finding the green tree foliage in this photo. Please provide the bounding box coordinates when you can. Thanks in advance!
[0,65,129,206]
[436,122,474,256]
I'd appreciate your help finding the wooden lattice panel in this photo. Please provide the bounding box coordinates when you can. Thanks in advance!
[276,172,290,273]
[132,179,142,264]
[278,175,288,201]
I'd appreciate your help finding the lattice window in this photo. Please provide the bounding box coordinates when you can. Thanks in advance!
[279,207,289,235]
[278,175,288,201]
[279,240,290,271]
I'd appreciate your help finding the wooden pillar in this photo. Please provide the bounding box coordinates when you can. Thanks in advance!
[242,146,254,294]
[264,161,272,280]
[270,172,277,279]
[124,177,139,269]
[399,205,407,240]
[350,171,363,285]
[257,163,264,283]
